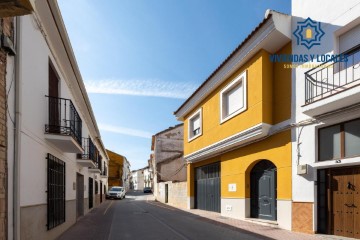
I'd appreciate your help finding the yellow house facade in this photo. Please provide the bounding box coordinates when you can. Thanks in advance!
[106,149,125,188]
[174,11,293,230]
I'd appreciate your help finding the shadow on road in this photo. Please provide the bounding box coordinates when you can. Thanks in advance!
[58,190,283,240]
[137,200,275,240]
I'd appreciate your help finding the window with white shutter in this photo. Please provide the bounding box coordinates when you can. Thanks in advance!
[339,24,360,53]
[220,71,247,123]
[188,108,202,141]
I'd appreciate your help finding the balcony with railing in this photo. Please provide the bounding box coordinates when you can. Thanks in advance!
[89,154,102,174]
[76,137,97,168]
[304,46,360,115]
[44,96,83,153]
[101,164,107,178]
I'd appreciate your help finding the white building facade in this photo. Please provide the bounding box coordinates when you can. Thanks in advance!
[131,168,145,190]
[292,0,360,237]
[6,1,109,239]
[143,167,152,188]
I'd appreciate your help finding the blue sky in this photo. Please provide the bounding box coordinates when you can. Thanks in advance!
[58,0,291,170]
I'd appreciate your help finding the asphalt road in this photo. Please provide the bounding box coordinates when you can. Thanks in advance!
[58,191,272,240]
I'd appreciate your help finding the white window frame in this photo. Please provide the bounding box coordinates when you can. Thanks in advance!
[188,108,202,142]
[220,71,247,124]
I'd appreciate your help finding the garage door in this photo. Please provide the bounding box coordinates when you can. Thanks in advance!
[195,162,220,213]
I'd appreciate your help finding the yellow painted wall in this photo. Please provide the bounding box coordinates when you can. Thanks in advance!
[184,50,273,156]
[106,149,124,187]
[183,43,292,156]
[184,43,292,201]
[273,43,292,124]
[187,130,292,200]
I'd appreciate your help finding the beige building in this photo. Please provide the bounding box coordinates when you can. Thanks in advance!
[151,124,187,208]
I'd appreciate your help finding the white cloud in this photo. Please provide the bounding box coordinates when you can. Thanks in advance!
[98,123,152,139]
[85,79,197,99]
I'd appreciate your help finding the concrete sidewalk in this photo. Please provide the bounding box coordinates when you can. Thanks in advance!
[58,193,351,240]
[160,202,345,240]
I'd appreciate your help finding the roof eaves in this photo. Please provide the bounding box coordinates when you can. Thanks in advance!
[174,14,273,116]
[154,123,184,136]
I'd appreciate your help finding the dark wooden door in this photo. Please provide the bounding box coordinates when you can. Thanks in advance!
[331,167,360,238]
[48,64,60,133]
[49,64,59,97]
[76,173,84,219]
[354,168,360,239]
[250,160,277,221]
[89,177,93,209]
[100,181,103,203]
[165,184,168,203]
[195,162,221,213]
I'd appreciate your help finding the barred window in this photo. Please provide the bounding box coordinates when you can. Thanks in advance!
[47,153,66,230]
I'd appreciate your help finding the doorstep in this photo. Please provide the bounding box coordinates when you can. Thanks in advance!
[180,208,321,240]
[244,218,279,228]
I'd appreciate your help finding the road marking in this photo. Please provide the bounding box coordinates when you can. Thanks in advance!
[103,200,114,215]
[146,201,175,211]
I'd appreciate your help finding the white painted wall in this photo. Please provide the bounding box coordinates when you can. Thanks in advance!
[292,0,360,203]
[6,51,16,240]
[132,170,145,190]
[291,2,360,233]
[16,14,108,207]
[143,168,151,188]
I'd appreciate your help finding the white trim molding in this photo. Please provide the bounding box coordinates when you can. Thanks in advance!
[220,71,247,124]
[185,123,271,163]
[188,108,203,142]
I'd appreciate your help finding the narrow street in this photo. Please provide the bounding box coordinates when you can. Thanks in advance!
[57,191,321,240]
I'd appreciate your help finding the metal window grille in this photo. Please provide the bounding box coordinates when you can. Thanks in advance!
[47,153,66,230]
[102,165,107,176]
[77,137,97,163]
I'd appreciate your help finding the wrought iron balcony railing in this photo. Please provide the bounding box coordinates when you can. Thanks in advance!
[88,151,102,172]
[77,137,97,163]
[45,96,82,145]
[305,46,360,104]
[101,165,107,176]
[97,155,102,170]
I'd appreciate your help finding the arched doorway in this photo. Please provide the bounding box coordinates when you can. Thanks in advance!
[250,160,277,221]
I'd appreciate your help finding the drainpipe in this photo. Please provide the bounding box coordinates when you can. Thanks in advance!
[13,16,22,240]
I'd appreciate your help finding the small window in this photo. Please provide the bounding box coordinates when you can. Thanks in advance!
[220,71,247,123]
[188,108,202,141]
[344,119,360,157]
[47,153,66,230]
[319,125,341,161]
[318,118,360,161]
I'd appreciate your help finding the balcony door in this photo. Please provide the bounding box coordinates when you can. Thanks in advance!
[89,177,93,209]
[48,64,60,133]
[100,181,103,203]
